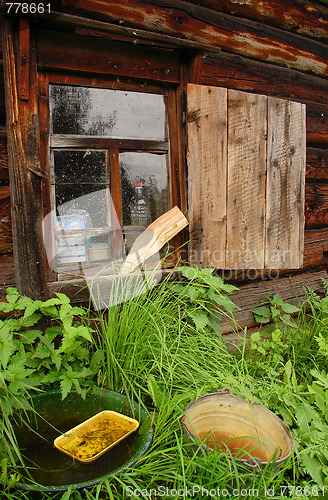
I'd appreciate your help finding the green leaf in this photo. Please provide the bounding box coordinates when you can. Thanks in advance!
[187,310,209,331]
[284,359,292,381]
[90,350,104,372]
[15,296,34,310]
[60,376,73,400]
[296,403,321,432]
[6,287,20,306]
[138,413,156,435]
[19,330,42,344]
[208,316,222,335]
[18,313,42,327]
[22,301,43,320]
[71,306,86,316]
[55,292,71,305]
[0,302,15,313]
[45,326,63,342]
[300,453,324,486]
[280,314,297,328]
[199,268,215,277]
[272,329,283,343]
[272,293,284,307]
[252,306,271,323]
[0,326,15,369]
[250,331,261,343]
[178,266,198,280]
[64,325,93,342]
[281,303,300,314]
[41,297,64,308]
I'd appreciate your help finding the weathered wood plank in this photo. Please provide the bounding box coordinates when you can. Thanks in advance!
[221,269,328,333]
[305,183,328,228]
[226,89,267,269]
[37,29,180,83]
[202,53,328,107]
[167,87,187,262]
[186,0,328,42]
[265,98,306,268]
[55,0,328,77]
[50,136,169,151]
[18,19,30,101]
[1,17,48,299]
[187,84,227,268]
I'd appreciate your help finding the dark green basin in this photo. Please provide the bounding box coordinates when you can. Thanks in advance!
[13,388,153,493]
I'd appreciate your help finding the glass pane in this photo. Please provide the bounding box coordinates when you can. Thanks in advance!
[50,85,166,141]
[53,150,106,184]
[120,152,169,231]
[55,185,108,229]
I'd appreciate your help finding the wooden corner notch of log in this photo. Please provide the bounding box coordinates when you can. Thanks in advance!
[120,206,189,274]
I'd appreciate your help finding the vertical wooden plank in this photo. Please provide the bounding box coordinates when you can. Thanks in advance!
[2,17,48,299]
[265,98,306,268]
[18,19,30,100]
[109,149,123,260]
[187,83,227,268]
[167,87,186,263]
[226,89,267,269]
[38,72,56,281]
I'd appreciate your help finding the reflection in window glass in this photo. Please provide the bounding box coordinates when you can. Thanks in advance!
[53,150,108,229]
[50,85,166,141]
[120,151,169,226]
[53,150,106,184]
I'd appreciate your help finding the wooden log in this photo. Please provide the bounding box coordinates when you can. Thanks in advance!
[0,137,8,180]
[306,148,328,181]
[202,52,328,107]
[1,17,48,300]
[0,185,12,253]
[304,228,328,268]
[185,0,328,42]
[37,29,180,83]
[54,0,328,77]
[306,103,328,145]
[220,269,328,333]
[0,253,15,289]
[305,183,328,229]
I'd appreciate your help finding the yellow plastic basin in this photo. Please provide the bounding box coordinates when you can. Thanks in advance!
[54,410,139,463]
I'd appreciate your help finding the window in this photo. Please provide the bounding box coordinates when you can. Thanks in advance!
[187,84,306,270]
[49,85,170,269]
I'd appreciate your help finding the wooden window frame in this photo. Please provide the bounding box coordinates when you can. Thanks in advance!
[39,73,184,281]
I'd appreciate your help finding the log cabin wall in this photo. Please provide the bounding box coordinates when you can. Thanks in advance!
[0,61,14,287]
[0,0,328,320]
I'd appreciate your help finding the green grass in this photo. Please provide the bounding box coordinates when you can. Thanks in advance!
[2,271,328,499]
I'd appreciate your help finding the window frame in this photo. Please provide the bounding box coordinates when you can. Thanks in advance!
[39,73,185,280]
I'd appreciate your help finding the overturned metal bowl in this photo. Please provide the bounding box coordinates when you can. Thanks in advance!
[182,390,294,469]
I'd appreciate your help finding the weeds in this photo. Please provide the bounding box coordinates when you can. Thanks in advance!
[2,270,328,498]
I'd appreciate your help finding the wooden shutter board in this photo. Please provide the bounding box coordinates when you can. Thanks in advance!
[187,84,227,268]
[187,84,305,270]
[226,89,267,269]
[265,98,306,269]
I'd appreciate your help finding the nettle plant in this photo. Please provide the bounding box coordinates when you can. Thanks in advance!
[170,266,239,334]
[0,287,103,404]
